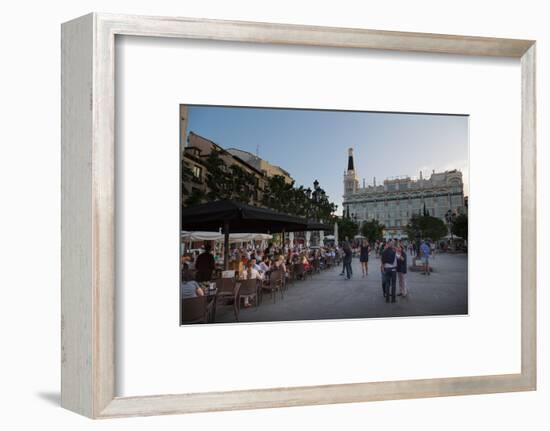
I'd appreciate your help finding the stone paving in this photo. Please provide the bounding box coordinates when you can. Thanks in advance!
[214,253,468,324]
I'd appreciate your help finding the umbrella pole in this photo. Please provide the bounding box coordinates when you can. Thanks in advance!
[223,220,230,270]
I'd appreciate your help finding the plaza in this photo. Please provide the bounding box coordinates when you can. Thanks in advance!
[214,252,468,323]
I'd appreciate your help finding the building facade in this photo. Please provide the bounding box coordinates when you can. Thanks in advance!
[226,148,293,184]
[342,148,466,238]
[182,131,295,208]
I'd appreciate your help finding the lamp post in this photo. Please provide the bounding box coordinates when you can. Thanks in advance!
[311,180,322,245]
[445,209,456,248]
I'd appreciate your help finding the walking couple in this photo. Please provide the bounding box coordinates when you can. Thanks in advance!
[380,240,408,303]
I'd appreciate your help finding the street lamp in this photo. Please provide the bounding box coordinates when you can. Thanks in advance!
[445,209,456,245]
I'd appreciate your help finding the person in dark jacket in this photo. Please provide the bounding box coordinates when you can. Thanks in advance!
[359,240,370,277]
[380,240,397,303]
[342,241,353,280]
[396,245,408,297]
[195,244,215,282]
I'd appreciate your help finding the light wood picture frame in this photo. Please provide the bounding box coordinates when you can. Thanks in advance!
[61,12,536,419]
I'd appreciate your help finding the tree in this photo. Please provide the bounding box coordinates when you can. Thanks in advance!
[405,214,447,241]
[203,149,231,201]
[338,217,359,242]
[361,219,385,243]
[262,175,295,213]
[451,213,468,240]
[184,188,206,206]
[228,164,257,204]
[181,160,195,197]
[181,159,207,206]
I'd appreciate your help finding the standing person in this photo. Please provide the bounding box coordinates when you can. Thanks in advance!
[396,245,408,297]
[359,240,370,277]
[342,241,353,280]
[420,240,431,275]
[195,244,215,282]
[264,242,273,258]
[379,242,386,295]
[339,245,346,276]
[381,240,398,303]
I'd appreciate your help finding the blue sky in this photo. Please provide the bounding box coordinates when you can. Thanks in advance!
[185,105,469,213]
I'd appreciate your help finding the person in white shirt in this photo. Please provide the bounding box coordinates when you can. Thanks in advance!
[240,260,263,307]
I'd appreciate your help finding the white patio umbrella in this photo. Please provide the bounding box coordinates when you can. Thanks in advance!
[181,231,273,243]
[334,221,339,244]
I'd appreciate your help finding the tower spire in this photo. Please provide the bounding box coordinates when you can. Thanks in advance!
[343,148,359,196]
[347,148,355,171]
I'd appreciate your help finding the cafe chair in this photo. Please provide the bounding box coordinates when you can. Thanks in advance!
[181,296,208,324]
[261,270,284,304]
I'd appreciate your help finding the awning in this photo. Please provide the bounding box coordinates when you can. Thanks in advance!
[181,200,310,233]
[181,231,272,242]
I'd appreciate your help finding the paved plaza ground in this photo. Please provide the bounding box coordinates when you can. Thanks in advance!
[215,253,468,323]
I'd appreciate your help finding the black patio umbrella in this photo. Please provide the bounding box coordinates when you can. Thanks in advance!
[181,200,310,269]
[304,220,332,231]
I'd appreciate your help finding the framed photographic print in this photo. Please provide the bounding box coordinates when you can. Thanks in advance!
[61,13,536,418]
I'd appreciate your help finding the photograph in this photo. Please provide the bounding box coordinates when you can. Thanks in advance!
[179,105,469,325]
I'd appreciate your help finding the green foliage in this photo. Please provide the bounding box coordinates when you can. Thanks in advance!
[184,188,206,206]
[262,175,296,213]
[338,217,359,241]
[228,164,257,204]
[181,159,196,197]
[203,149,231,201]
[361,219,385,243]
[451,213,468,239]
[405,214,447,241]
[182,149,338,221]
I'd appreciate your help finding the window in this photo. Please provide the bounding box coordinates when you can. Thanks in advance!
[192,165,202,180]
[192,165,202,179]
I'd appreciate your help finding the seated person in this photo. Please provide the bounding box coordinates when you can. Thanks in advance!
[180,271,204,299]
[302,254,311,272]
[240,261,263,308]
[272,255,288,278]
[181,253,195,271]
[250,257,262,273]
[240,260,264,280]
[258,256,271,273]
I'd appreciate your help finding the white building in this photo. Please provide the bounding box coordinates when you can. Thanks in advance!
[343,148,466,238]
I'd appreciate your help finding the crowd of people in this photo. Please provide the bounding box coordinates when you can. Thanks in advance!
[180,241,342,305]
[180,237,437,307]
[336,238,437,303]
